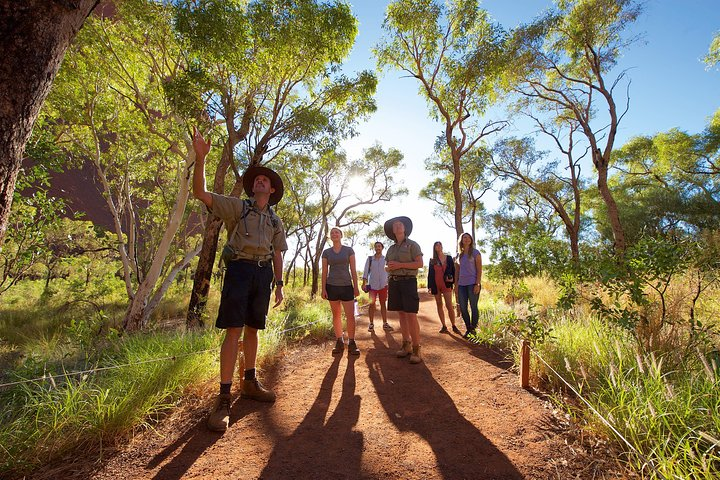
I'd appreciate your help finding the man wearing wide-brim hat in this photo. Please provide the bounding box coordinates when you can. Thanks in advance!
[192,128,287,432]
[384,216,424,364]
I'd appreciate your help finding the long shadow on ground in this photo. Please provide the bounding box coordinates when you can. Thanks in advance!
[258,354,363,479]
[365,333,524,479]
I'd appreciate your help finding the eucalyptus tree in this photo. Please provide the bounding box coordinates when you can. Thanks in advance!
[491,129,586,264]
[420,142,491,241]
[171,0,378,327]
[605,127,720,242]
[308,144,407,296]
[272,152,322,286]
[375,0,509,237]
[0,0,99,245]
[508,0,644,255]
[40,0,201,331]
[488,182,568,278]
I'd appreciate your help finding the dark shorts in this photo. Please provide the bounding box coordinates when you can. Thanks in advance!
[216,260,274,330]
[326,284,354,302]
[387,277,419,313]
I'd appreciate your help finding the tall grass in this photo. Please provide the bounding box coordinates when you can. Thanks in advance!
[0,277,333,478]
[0,330,220,476]
[498,275,720,479]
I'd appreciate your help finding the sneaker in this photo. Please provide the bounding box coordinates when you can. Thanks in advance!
[452,325,462,335]
[331,338,344,355]
[240,378,276,403]
[383,323,394,331]
[439,326,449,334]
[347,339,360,355]
[409,345,423,364]
[368,323,374,332]
[207,393,232,432]
[396,340,412,358]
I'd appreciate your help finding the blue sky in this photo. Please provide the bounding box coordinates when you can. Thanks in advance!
[338,0,720,259]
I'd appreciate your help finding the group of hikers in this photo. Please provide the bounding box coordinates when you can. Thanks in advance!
[191,129,482,432]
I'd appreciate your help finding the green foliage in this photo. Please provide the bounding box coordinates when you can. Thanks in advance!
[705,31,720,70]
[557,272,579,310]
[588,236,696,346]
[603,126,720,244]
[489,217,570,280]
[420,143,491,231]
[1,164,67,295]
[497,304,554,346]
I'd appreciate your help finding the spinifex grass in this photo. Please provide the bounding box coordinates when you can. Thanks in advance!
[532,314,720,479]
[0,282,333,477]
[0,330,220,477]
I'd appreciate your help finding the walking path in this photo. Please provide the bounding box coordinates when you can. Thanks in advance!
[40,291,625,479]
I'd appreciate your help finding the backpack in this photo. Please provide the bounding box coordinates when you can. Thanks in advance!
[220,199,279,267]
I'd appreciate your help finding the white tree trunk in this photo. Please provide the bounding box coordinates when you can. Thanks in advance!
[123,143,195,330]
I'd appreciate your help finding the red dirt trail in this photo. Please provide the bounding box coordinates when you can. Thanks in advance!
[34,291,629,480]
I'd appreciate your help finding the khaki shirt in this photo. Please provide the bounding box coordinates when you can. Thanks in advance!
[385,238,423,277]
[210,194,287,260]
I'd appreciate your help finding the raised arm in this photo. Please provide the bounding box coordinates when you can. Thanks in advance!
[192,126,213,208]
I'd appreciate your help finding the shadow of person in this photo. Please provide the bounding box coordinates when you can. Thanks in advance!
[148,398,268,480]
[258,354,364,479]
[365,335,524,479]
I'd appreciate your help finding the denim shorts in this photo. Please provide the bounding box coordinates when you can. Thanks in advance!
[216,260,274,329]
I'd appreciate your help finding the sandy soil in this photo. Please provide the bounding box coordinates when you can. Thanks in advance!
[31,291,632,479]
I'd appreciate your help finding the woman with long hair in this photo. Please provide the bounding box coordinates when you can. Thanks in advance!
[427,241,460,334]
[322,227,360,356]
[455,232,482,338]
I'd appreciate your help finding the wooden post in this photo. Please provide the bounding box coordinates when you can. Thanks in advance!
[520,339,530,389]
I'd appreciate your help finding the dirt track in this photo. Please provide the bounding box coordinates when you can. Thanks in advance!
[37,291,628,479]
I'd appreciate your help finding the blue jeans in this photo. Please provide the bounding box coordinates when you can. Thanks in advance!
[457,284,479,332]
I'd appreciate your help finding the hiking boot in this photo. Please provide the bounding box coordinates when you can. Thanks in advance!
[452,325,462,335]
[396,340,412,358]
[439,326,449,334]
[347,339,360,356]
[409,345,423,364]
[331,338,344,355]
[207,393,232,432]
[240,378,276,403]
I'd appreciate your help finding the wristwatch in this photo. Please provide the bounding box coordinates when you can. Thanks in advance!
[275,280,284,287]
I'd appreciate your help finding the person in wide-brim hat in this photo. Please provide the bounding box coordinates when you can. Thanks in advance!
[243,165,284,206]
[384,216,413,241]
[383,214,424,364]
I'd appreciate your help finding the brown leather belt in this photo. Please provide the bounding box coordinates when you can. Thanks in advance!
[234,258,272,267]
